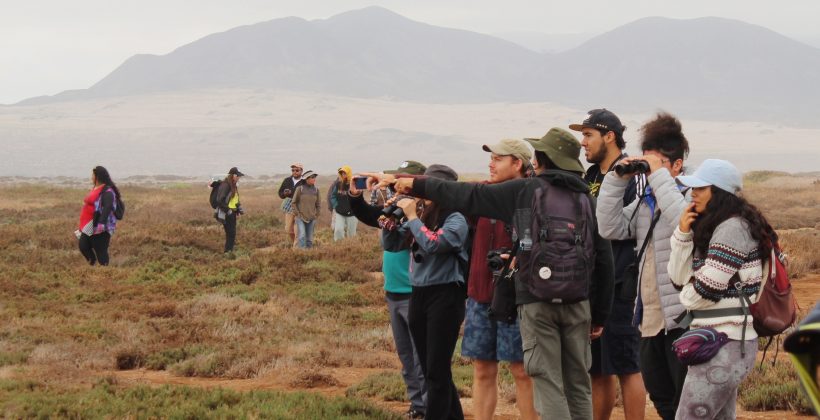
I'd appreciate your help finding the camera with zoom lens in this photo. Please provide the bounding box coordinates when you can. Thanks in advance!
[614,160,650,176]
[486,248,512,272]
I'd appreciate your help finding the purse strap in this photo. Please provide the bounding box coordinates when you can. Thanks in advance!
[636,210,662,269]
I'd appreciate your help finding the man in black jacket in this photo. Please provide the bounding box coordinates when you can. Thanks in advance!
[386,128,615,420]
[571,109,645,420]
[278,162,304,247]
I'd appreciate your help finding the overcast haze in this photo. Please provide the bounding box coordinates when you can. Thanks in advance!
[3,0,820,104]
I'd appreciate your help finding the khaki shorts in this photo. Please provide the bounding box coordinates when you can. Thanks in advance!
[285,211,296,236]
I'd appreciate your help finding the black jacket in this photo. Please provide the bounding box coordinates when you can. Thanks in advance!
[585,164,638,285]
[412,169,615,326]
[216,181,235,211]
[349,193,382,228]
[278,177,303,199]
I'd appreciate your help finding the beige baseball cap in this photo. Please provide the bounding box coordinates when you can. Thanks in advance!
[482,138,533,162]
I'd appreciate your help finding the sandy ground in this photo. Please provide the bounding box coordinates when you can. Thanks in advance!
[2,89,819,177]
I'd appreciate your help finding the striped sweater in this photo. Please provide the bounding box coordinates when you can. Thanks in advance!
[668,217,763,340]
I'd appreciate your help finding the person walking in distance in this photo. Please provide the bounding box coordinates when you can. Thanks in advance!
[278,163,304,247]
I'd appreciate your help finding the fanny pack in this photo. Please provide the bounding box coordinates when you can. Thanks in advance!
[672,327,730,366]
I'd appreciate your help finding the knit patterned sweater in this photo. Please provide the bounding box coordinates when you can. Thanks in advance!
[668,217,763,340]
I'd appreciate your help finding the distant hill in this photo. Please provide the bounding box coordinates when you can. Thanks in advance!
[18,7,820,125]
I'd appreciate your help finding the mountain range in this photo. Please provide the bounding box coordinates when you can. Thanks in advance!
[18,7,820,126]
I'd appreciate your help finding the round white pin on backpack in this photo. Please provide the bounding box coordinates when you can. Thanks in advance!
[539,267,552,280]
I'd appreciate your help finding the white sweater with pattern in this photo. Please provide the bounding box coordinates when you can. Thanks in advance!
[667,217,763,340]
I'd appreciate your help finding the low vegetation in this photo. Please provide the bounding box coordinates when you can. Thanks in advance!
[0,173,817,416]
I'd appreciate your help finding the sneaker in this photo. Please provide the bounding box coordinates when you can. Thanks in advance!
[405,408,424,419]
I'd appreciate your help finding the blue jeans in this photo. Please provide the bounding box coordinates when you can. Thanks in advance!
[296,219,315,248]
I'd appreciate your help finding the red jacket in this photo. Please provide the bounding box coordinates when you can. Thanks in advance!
[468,216,513,303]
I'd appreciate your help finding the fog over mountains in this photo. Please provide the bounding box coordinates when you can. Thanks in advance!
[19,6,820,126]
[4,7,819,178]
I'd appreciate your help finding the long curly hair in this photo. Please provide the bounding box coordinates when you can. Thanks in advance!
[93,166,122,200]
[692,187,777,257]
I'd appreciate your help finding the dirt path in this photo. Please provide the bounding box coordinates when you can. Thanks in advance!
[110,366,813,419]
[106,275,819,419]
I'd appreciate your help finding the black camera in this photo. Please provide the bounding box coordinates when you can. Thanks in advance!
[614,160,650,176]
[378,195,413,231]
[381,204,405,221]
[486,248,512,272]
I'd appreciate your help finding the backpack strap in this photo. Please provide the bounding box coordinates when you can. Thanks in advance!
[673,278,754,358]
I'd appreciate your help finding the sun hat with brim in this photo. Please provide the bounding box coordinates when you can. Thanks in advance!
[524,128,584,173]
[384,160,427,175]
[302,170,318,179]
[675,159,742,195]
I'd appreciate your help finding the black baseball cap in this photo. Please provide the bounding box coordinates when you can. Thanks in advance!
[228,167,245,176]
[569,108,625,135]
[424,164,458,181]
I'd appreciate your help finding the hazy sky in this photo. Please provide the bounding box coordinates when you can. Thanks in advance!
[2,0,819,104]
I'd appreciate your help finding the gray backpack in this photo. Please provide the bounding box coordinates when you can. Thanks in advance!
[516,178,597,303]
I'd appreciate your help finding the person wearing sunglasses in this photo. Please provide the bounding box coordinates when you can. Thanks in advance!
[278,162,305,247]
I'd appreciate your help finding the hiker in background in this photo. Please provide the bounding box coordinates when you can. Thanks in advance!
[381,165,470,420]
[668,159,772,419]
[278,162,304,247]
[785,301,820,417]
[571,109,646,420]
[328,165,358,241]
[292,170,320,249]
[596,113,691,420]
[349,160,429,419]
[76,165,122,266]
[462,139,537,420]
[380,129,616,420]
[368,173,394,207]
[215,167,245,253]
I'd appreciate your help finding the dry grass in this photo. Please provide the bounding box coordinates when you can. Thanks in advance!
[0,180,391,388]
[0,174,817,416]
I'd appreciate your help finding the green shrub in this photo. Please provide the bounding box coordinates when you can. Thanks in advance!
[739,359,813,414]
[346,371,407,401]
[0,380,401,419]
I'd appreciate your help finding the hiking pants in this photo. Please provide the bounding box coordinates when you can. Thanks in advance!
[285,211,297,246]
[79,232,111,266]
[387,293,427,413]
[519,300,592,420]
[408,282,466,420]
[333,212,358,241]
[676,339,757,420]
[640,328,688,420]
[223,212,237,252]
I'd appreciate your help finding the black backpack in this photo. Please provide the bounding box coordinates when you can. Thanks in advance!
[515,178,597,303]
[209,180,222,209]
[114,195,125,220]
[104,187,125,220]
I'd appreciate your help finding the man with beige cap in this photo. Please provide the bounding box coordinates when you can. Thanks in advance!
[462,139,537,420]
[384,128,615,420]
[278,162,304,246]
